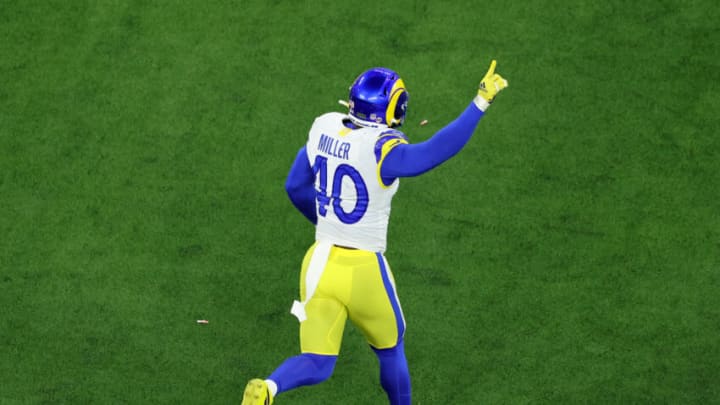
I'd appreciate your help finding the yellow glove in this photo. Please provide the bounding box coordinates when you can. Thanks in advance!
[474,60,508,111]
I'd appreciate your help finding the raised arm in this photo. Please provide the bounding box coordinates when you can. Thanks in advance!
[379,102,484,181]
[379,60,508,184]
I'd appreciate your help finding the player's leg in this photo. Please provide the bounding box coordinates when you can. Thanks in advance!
[266,296,346,395]
[347,252,411,405]
[242,297,344,405]
[244,245,348,402]
[267,351,337,393]
[372,340,411,405]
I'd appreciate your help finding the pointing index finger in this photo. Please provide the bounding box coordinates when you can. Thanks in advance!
[487,60,497,76]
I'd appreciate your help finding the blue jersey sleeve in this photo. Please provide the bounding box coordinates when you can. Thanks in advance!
[285,146,318,224]
[379,101,485,182]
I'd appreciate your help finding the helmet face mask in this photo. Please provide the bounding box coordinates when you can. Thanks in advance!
[348,67,408,128]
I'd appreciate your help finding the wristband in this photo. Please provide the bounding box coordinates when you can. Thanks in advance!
[473,94,491,112]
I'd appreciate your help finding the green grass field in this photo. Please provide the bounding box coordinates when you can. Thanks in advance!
[1,0,719,403]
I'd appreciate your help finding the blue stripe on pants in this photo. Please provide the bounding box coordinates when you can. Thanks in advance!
[376,253,405,342]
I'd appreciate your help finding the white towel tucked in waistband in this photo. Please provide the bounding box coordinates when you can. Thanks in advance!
[290,241,332,322]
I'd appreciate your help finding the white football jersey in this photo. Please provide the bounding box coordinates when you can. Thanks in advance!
[305,112,407,253]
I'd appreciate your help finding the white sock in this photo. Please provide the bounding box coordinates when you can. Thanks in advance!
[265,379,278,397]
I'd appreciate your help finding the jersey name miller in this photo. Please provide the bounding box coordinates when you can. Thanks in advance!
[318,133,351,160]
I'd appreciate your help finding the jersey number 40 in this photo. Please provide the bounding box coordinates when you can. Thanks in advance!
[312,155,368,224]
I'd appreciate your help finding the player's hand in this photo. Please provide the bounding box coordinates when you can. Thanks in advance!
[474,60,508,111]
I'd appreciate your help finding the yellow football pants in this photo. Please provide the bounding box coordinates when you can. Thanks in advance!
[299,243,406,355]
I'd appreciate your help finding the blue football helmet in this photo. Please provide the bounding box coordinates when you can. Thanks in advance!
[347,67,408,128]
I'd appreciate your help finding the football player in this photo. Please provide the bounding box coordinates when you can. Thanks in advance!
[241,61,508,405]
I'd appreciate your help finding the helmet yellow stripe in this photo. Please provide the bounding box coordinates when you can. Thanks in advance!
[385,79,406,126]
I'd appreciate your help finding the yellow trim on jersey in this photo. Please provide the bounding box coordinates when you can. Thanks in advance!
[376,136,408,189]
[385,79,406,126]
[337,127,351,137]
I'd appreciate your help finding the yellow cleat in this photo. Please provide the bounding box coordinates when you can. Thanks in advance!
[241,379,274,405]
